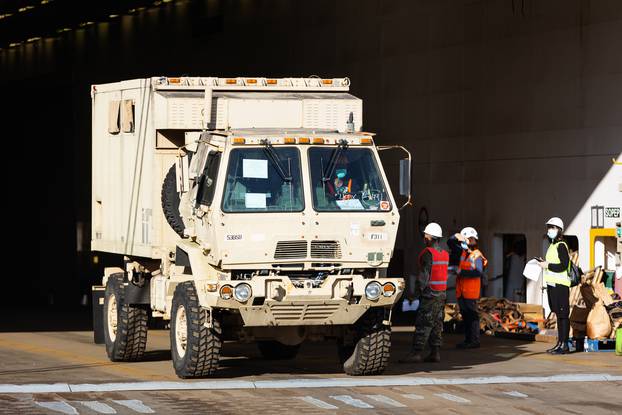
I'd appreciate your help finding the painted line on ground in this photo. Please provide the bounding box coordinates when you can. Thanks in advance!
[2,373,621,394]
[364,394,407,407]
[330,395,374,409]
[77,401,117,414]
[35,401,78,414]
[112,400,155,414]
[298,396,339,410]
[402,393,425,400]
[503,391,529,398]
[434,393,471,403]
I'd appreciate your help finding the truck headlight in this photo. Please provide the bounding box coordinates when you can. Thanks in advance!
[365,281,382,300]
[382,282,396,297]
[234,283,252,302]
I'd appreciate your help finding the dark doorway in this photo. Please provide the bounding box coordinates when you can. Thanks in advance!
[489,234,527,302]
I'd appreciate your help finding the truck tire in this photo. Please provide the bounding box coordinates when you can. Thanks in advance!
[103,274,148,361]
[161,163,185,237]
[257,341,300,360]
[341,309,391,376]
[170,282,222,378]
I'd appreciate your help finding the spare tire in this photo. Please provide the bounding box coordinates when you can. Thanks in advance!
[161,163,185,237]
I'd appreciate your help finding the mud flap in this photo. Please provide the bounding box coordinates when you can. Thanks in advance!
[92,285,105,344]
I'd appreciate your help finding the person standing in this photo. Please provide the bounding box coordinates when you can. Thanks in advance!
[455,227,487,349]
[538,217,571,354]
[504,239,526,302]
[399,222,449,363]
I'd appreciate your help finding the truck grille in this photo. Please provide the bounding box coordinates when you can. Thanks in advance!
[274,240,308,259]
[271,304,341,322]
[310,240,342,259]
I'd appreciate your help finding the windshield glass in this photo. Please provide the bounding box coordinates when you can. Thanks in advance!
[309,147,392,212]
[222,147,303,212]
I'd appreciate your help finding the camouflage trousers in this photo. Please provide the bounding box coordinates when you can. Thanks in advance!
[412,293,446,351]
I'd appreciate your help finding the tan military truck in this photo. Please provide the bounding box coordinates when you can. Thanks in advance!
[91,76,412,378]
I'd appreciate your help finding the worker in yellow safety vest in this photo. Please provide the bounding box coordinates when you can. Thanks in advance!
[538,217,571,354]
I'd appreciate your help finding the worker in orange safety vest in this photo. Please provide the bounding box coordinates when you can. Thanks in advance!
[399,222,449,364]
[455,226,487,349]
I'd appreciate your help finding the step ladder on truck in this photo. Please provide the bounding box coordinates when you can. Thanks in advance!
[90,76,413,378]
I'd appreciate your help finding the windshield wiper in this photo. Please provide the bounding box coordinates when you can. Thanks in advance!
[261,139,292,182]
[322,139,349,182]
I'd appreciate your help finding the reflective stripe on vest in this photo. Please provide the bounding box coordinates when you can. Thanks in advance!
[456,249,487,299]
[418,247,449,291]
[543,241,570,287]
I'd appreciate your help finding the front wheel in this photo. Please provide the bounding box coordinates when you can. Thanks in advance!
[170,282,222,378]
[103,274,148,361]
[341,308,391,376]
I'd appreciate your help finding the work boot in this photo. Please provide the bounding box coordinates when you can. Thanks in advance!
[459,341,480,349]
[546,341,561,353]
[550,342,570,355]
[399,351,425,363]
[424,347,441,363]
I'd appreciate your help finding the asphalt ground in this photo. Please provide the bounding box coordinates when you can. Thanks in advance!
[0,324,620,414]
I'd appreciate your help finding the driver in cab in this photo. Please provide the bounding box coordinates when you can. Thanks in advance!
[327,156,355,200]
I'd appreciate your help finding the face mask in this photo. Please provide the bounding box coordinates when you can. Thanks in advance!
[547,229,558,240]
[460,242,468,250]
[336,169,347,179]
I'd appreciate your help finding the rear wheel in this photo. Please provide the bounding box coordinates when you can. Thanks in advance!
[341,308,391,376]
[103,274,148,361]
[257,341,300,360]
[170,282,222,378]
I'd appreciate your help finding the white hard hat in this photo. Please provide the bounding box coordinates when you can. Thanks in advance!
[460,226,478,240]
[423,222,443,238]
[546,217,564,231]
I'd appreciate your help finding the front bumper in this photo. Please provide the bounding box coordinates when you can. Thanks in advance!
[195,275,404,327]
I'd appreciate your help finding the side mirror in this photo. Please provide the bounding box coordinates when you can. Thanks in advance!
[175,153,190,194]
[378,145,413,210]
[399,158,411,197]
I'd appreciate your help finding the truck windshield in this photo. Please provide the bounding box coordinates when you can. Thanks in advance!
[309,147,392,212]
[222,147,304,212]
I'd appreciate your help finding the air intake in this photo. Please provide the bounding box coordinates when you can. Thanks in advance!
[310,240,342,259]
[274,240,308,259]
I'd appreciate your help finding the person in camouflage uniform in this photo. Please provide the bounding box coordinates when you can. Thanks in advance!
[399,222,449,364]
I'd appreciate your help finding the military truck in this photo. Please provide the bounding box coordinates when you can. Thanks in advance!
[91,76,412,378]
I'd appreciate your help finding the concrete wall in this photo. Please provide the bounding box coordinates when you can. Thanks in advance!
[1,0,620,306]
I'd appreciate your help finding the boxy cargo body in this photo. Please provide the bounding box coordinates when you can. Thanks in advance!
[91,76,408,378]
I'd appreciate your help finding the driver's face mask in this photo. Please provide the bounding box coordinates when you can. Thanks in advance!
[336,169,347,179]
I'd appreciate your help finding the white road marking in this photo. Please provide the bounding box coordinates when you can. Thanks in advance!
[77,401,117,413]
[35,401,78,414]
[402,393,425,400]
[2,383,70,393]
[298,396,339,409]
[503,391,529,398]
[330,395,374,409]
[112,400,155,414]
[3,373,621,393]
[364,394,407,407]
[70,380,254,392]
[434,393,471,403]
